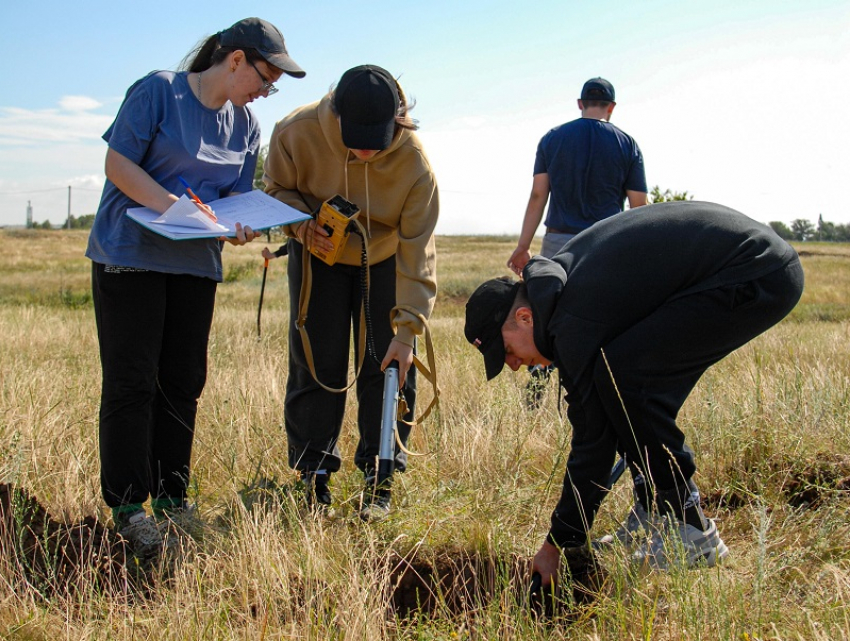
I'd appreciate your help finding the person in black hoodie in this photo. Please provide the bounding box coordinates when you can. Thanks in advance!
[464,200,803,586]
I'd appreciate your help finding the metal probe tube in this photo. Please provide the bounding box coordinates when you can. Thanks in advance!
[377,360,400,485]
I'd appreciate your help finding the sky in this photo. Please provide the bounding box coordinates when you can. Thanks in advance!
[1,0,848,234]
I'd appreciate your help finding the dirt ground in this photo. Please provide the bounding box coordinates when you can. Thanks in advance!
[0,482,603,617]
[0,484,135,596]
[4,452,846,616]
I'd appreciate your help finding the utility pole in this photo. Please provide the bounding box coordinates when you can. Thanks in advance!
[67,185,72,229]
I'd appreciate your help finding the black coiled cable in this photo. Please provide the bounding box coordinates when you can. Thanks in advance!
[350,226,379,365]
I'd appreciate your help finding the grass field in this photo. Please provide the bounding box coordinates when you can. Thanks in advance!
[1,229,850,640]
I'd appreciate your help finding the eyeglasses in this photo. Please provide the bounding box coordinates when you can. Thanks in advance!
[247,59,278,96]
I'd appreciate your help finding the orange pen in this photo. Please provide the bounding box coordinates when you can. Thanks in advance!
[178,176,217,222]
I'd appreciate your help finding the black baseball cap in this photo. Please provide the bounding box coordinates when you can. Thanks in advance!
[219,18,305,79]
[464,277,521,380]
[580,77,615,102]
[334,65,400,150]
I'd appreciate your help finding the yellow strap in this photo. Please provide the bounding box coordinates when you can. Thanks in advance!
[296,219,369,393]
[295,228,440,445]
[392,305,440,428]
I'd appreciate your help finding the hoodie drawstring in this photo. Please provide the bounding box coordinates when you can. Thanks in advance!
[344,152,371,238]
[364,164,371,237]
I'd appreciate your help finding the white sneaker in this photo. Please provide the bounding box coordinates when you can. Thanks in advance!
[634,516,729,570]
[117,511,163,558]
[594,502,653,549]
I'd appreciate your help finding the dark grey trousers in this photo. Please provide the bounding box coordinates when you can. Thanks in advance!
[284,240,415,475]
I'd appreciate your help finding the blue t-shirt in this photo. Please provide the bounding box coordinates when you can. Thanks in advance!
[534,118,646,233]
[86,71,261,281]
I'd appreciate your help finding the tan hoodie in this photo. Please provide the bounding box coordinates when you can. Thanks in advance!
[263,95,439,347]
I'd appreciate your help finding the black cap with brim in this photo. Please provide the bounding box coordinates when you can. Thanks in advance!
[580,77,615,102]
[259,49,306,79]
[464,277,521,380]
[334,65,399,150]
[340,119,395,151]
[220,17,306,79]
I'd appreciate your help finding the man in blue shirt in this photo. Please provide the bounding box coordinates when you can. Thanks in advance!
[508,77,648,409]
[507,77,647,274]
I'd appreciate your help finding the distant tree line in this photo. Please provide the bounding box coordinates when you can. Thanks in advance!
[647,185,694,203]
[768,216,850,242]
[253,144,269,190]
[29,213,96,230]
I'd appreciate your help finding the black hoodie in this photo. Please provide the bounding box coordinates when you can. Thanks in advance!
[522,200,798,547]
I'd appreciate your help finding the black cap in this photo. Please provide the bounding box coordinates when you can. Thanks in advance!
[580,77,615,102]
[219,17,305,79]
[334,65,400,150]
[464,277,521,380]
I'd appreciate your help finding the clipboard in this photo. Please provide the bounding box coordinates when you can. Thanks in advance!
[127,190,311,240]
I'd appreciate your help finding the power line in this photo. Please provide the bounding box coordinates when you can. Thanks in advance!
[0,186,102,195]
[0,187,67,195]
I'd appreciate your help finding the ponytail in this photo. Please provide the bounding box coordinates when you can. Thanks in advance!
[179,33,265,72]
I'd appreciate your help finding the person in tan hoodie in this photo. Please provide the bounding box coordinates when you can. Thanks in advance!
[263,65,438,521]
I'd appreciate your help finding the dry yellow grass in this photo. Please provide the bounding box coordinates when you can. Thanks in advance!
[1,229,850,639]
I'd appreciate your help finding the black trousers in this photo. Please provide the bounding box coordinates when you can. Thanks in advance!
[285,240,415,475]
[92,263,216,508]
[592,258,805,497]
[556,258,806,544]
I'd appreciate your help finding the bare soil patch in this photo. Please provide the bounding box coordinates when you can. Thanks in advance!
[0,483,137,596]
[386,547,604,620]
[1,482,606,619]
[704,452,850,511]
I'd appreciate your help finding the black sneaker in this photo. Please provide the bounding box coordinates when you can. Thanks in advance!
[359,479,391,523]
[301,471,333,513]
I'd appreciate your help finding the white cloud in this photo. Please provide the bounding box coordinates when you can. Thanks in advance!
[0,95,112,145]
[66,174,104,189]
[0,144,108,226]
[58,95,103,111]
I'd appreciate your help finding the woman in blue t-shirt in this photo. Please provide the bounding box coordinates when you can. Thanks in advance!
[86,17,304,558]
